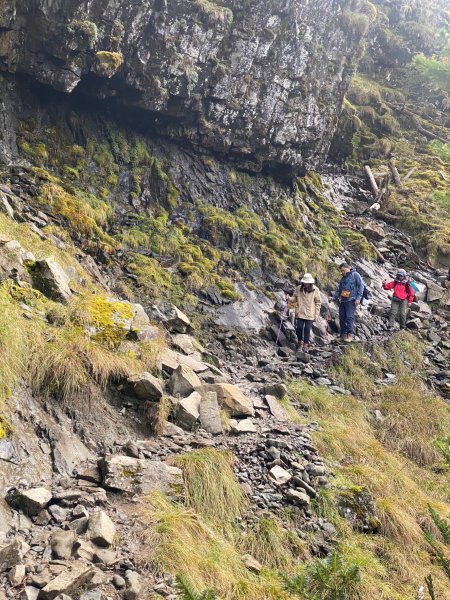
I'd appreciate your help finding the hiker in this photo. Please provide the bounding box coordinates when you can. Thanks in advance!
[330,262,364,343]
[289,273,321,352]
[383,269,415,330]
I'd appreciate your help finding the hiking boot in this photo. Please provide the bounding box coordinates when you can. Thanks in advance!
[344,335,354,343]
[303,343,310,352]
[296,341,303,351]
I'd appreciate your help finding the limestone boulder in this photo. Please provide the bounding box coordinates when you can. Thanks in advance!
[168,364,202,397]
[31,258,72,303]
[125,372,164,401]
[87,511,116,548]
[99,454,182,494]
[198,383,254,417]
[7,487,52,516]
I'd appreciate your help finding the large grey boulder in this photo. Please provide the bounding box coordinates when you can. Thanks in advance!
[125,372,164,401]
[87,510,116,548]
[168,364,202,397]
[214,283,273,333]
[172,334,205,356]
[31,258,72,303]
[99,455,182,495]
[198,383,254,417]
[8,487,52,516]
[269,466,292,485]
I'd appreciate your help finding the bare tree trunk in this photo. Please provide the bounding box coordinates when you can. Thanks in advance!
[403,167,417,184]
[364,165,379,198]
[389,159,403,187]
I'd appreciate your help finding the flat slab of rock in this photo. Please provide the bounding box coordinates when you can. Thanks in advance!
[269,465,292,485]
[31,257,72,303]
[264,395,289,421]
[198,383,254,417]
[87,510,116,547]
[199,392,223,435]
[8,487,52,516]
[39,561,96,600]
[151,303,191,333]
[99,455,182,494]
[168,364,202,397]
[125,372,164,400]
[286,488,311,506]
[230,419,257,434]
[158,348,209,374]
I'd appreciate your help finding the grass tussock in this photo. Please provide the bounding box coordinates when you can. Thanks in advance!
[241,517,307,571]
[29,325,135,405]
[376,376,450,466]
[141,493,288,600]
[170,449,248,528]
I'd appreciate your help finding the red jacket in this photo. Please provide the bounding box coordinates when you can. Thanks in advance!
[383,280,415,303]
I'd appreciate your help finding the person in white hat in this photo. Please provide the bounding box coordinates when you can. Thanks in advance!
[288,273,322,352]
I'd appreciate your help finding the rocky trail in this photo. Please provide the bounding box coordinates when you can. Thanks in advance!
[0,169,449,599]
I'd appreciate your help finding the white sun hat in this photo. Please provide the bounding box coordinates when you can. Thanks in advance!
[300,273,315,284]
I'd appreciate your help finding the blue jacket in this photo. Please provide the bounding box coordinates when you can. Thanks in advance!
[333,269,364,303]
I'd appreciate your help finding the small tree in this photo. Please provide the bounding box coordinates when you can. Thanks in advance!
[282,551,361,600]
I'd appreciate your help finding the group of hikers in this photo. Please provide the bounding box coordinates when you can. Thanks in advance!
[287,262,416,350]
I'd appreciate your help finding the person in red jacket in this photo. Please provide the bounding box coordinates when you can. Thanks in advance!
[382,269,415,330]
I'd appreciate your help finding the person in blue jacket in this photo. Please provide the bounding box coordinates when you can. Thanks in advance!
[331,262,364,343]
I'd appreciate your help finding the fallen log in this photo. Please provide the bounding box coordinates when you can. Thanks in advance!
[364,165,379,198]
[389,159,403,187]
[402,167,417,184]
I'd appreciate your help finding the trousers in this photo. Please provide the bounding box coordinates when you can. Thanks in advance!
[388,298,408,328]
[296,318,313,344]
[339,300,356,335]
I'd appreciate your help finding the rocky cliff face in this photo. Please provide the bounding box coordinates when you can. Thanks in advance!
[0,0,370,173]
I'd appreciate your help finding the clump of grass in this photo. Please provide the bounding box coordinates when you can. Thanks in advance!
[0,284,33,403]
[29,325,135,405]
[241,517,306,571]
[331,345,381,399]
[141,493,285,600]
[170,449,248,528]
[375,376,450,467]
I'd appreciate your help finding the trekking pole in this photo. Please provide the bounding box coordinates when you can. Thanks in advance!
[275,316,284,346]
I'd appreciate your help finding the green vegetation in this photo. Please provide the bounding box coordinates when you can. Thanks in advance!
[282,551,361,600]
[170,449,248,530]
[175,575,218,600]
[95,51,123,76]
[68,19,98,48]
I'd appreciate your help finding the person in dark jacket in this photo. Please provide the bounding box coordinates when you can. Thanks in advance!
[383,269,415,330]
[331,262,364,343]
